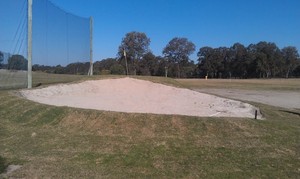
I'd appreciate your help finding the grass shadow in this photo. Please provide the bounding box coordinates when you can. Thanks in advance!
[279,110,300,117]
[0,155,7,174]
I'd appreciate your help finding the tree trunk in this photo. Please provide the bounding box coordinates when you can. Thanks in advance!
[285,66,291,78]
[165,66,168,78]
[177,63,180,78]
[133,59,137,75]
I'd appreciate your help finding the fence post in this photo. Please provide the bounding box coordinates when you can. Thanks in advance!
[27,0,32,88]
[89,16,93,76]
[255,110,258,120]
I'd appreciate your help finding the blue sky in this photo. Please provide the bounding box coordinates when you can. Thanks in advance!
[49,0,300,62]
[3,0,299,63]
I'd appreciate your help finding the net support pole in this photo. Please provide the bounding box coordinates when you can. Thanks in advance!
[89,16,93,76]
[27,0,33,88]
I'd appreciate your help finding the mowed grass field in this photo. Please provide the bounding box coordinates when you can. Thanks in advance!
[176,78,300,91]
[0,75,299,178]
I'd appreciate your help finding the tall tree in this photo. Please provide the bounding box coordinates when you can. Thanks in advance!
[156,56,169,77]
[118,31,150,75]
[197,47,227,78]
[281,46,299,78]
[197,42,299,79]
[213,47,228,78]
[93,58,119,74]
[64,62,90,75]
[8,55,27,70]
[252,42,282,78]
[197,46,213,77]
[229,43,248,78]
[138,52,159,76]
[163,37,195,78]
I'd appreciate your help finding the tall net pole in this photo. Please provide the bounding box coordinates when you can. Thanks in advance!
[27,0,32,88]
[89,16,93,76]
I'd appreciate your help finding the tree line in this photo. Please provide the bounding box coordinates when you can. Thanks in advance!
[97,32,300,78]
[0,53,28,70]
[1,31,300,78]
[198,42,300,78]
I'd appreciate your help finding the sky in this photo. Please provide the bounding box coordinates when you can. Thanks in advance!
[49,0,300,62]
[2,0,299,63]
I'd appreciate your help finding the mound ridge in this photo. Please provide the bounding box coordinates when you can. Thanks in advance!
[21,78,261,119]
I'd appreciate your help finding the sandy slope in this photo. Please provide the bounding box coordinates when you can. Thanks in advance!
[21,78,262,119]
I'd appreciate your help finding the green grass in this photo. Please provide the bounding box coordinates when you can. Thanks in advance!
[1,70,127,89]
[133,76,184,87]
[1,70,183,90]
[0,76,299,178]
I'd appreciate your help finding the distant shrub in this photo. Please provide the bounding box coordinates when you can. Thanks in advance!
[100,69,111,75]
[110,64,125,75]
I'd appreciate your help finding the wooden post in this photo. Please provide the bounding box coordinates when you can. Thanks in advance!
[255,110,258,119]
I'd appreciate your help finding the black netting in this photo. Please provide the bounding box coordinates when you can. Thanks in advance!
[0,0,91,89]
[0,0,28,89]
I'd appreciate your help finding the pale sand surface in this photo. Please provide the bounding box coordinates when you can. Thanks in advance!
[194,88,300,109]
[21,78,262,119]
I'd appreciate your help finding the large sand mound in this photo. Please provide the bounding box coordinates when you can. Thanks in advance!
[21,78,261,119]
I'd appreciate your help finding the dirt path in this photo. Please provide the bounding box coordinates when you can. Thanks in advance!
[193,88,300,109]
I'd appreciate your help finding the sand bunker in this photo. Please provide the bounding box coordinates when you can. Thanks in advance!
[21,78,261,119]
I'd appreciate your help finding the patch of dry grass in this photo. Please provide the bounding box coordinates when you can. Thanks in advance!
[176,78,300,91]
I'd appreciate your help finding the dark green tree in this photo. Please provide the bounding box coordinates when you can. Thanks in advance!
[7,55,27,70]
[181,60,197,78]
[253,42,282,78]
[138,52,159,76]
[64,62,90,75]
[0,51,3,68]
[197,47,226,78]
[163,37,195,78]
[281,46,299,78]
[32,64,56,73]
[156,56,169,77]
[294,64,300,77]
[213,47,228,78]
[197,46,213,77]
[118,31,151,75]
[53,65,65,74]
[229,43,249,78]
[93,58,119,75]
[197,42,299,79]
[110,64,125,75]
